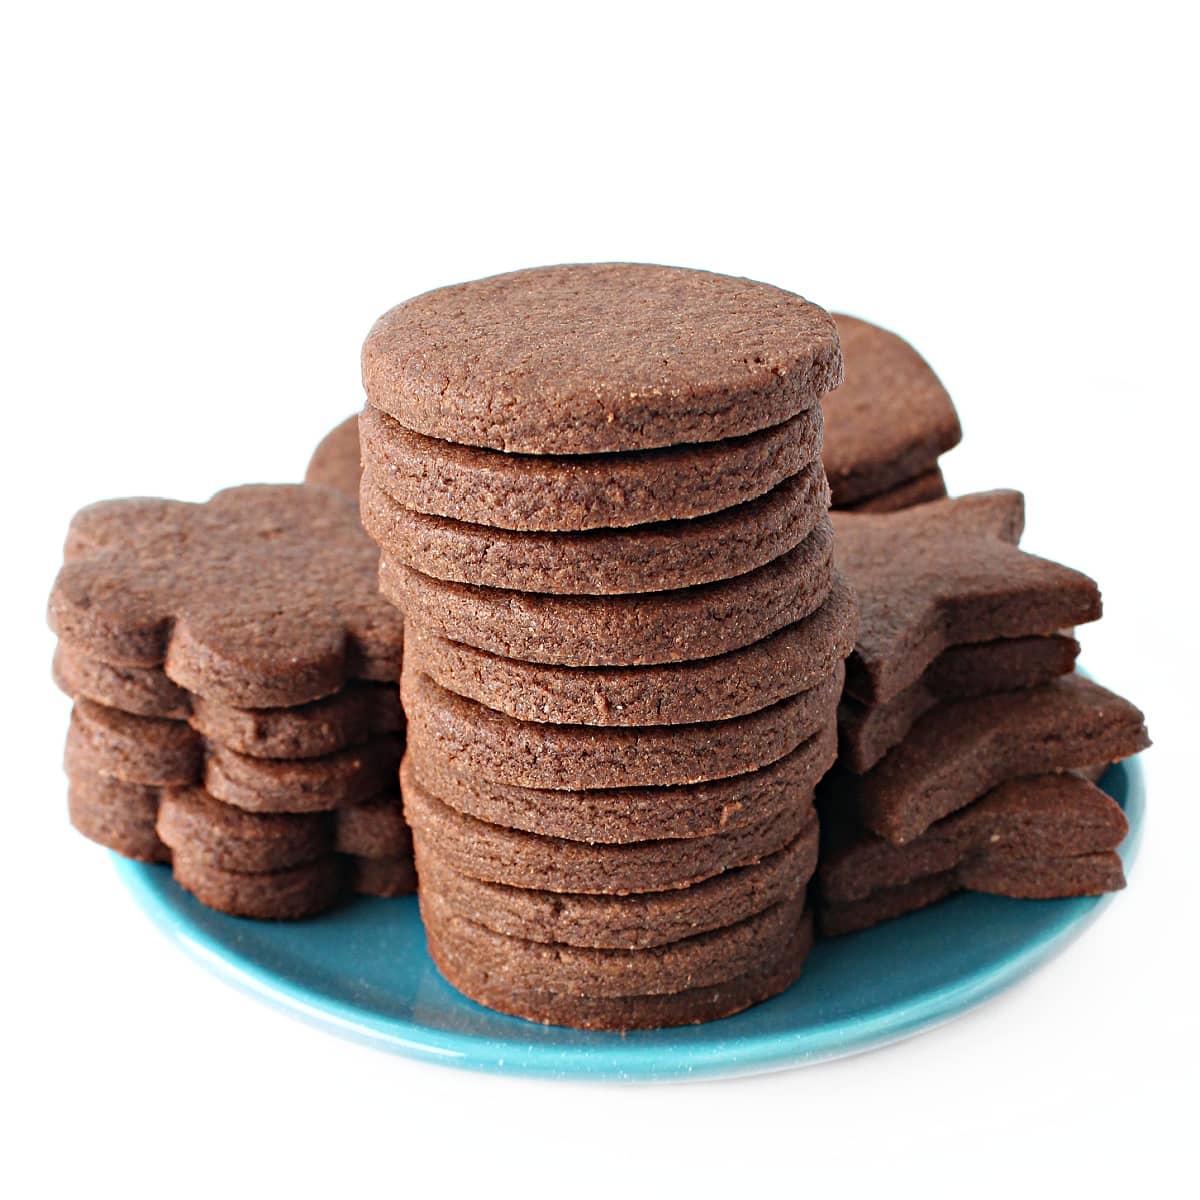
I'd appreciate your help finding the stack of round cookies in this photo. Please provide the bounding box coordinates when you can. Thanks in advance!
[360,264,857,1029]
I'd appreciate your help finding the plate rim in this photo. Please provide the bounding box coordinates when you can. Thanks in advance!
[113,754,1145,1082]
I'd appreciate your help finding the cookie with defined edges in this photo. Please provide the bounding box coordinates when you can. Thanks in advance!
[305,416,361,498]
[404,574,856,727]
[383,516,834,667]
[839,633,1080,772]
[362,460,830,595]
[363,263,842,455]
[414,822,818,949]
[48,484,403,707]
[67,772,169,862]
[402,758,816,894]
[833,492,1101,704]
[334,797,413,859]
[841,467,947,513]
[171,852,344,920]
[55,648,402,756]
[826,674,1149,845]
[823,314,961,506]
[427,915,813,1031]
[402,664,842,790]
[360,403,824,532]
[405,722,837,844]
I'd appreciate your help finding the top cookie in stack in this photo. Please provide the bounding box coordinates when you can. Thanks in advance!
[359,263,856,1030]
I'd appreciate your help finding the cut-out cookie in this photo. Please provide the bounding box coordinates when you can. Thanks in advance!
[305,415,361,498]
[48,484,403,707]
[832,491,1101,704]
[823,314,961,506]
[362,263,842,455]
[360,403,823,532]
[840,467,947,513]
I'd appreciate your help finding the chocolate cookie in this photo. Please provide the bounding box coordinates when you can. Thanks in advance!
[362,264,842,455]
[426,915,813,1031]
[420,885,808,998]
[402,758,816,894]
[49,484,403,707]
[350,856,417,897]
[404,575,857,727]
[402,664,842,790]
[305,415,361,498]
[823,314,961,506]
[334,796,413,859]
[383,516,834,667]
[840,467,947,513]
[826,674,1149,845]
[818,772,1128,904]
[171,852,344,920]
[360,403,824,532]
[362,460,830,595]
[414,823,818,949]
[406,722,837,844]
[55,648,402,757]
[833,491,1101,704]
[67,772,169,862]
[839,633,1080,772]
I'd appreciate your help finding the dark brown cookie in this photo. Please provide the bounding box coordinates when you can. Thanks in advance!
[48,484,403,707]
[171,852,344,920]
[55,647,402,756]
[350,855,417,897]
[414,822,818,949]
[406,722,837,844]
[404,575,857,727]
[833,491,1101,704]
[826,674,1149,845]
[839,633,1081,772]
[156,788,333,873]
[360,403,824,532]
[819,853,1125,936]
[426,914,813,1031]
[362,263,842,455]
[818,772,1128,903]
[67,772,169,862]
[402,664,842,790]
[304,415,361,498]
[420,885,808,998]
[382,516,834,667]
[402,758,816,894]
[362,460,830,595]
[823,314,961,506]
[840,466,947,513]
[334,796,413,859]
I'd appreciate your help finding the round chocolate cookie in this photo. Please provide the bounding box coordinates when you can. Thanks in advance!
[156,788,333,873]
[405,722,837,844]
[402,760,816,894]
[360,403,823,531]
[414,821,818,949]
[67,771,169,863]
[404,574,857,727]
[305,415,361,498]
[362,264,842,455]
[419,886,807,997]
[171,852,344,920]
[402,665,843,789]
[362,460,829,596]
[425,914,813,1031]
[382,516,834,667]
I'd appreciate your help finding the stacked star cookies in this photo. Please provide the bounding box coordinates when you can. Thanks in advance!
[49,485,414,918]
[815,491,1150,933]
[824,315,962,511]
[359,263,856,1029]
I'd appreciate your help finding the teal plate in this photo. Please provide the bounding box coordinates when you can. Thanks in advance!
[114,756,1144,1082]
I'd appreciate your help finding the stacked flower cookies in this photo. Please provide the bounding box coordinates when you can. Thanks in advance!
[815,491,1150,933]
[50,485,414,917]
[358,263,857,1029]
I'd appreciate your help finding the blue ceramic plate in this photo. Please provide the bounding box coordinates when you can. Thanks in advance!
[115,757,1144,1082]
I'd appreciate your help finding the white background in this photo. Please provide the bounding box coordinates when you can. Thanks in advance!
[2,3,1196,1197]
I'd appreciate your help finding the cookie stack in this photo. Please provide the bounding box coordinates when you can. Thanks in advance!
[815,491,1150,933]
[359,263,856,1029]
[824,315,962,511]
[49,484,414,918]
